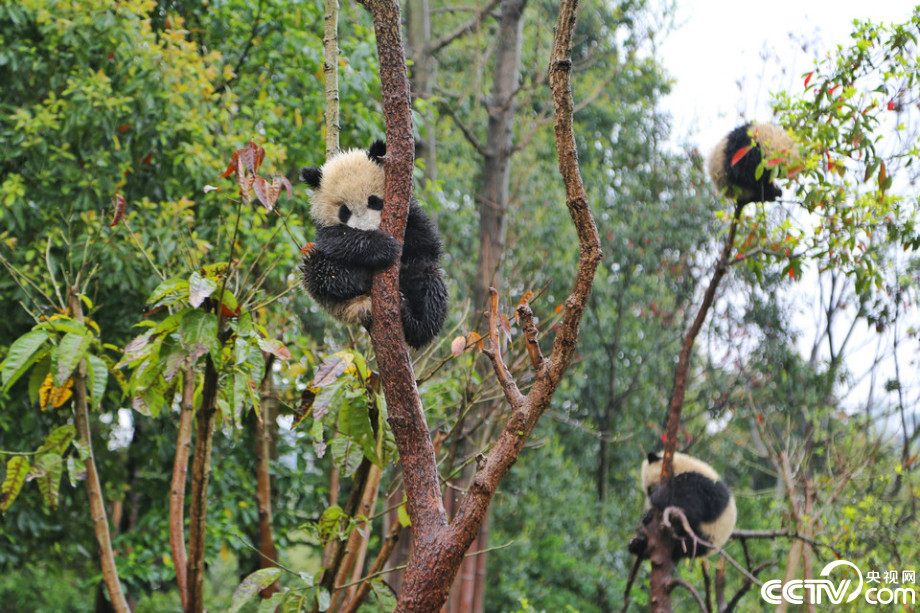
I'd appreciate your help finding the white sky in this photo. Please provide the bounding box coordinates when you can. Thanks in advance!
[659,0,917,153]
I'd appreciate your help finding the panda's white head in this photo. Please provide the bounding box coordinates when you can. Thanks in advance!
[301,140,387,231]
[640,451,721,497]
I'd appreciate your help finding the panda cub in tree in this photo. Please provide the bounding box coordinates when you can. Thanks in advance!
[299,140,449,349]
[707,122,796,205]
[628,451,737,560]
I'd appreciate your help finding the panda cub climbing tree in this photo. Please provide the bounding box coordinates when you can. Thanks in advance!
[299,140,449,349]
[628,451,737,561]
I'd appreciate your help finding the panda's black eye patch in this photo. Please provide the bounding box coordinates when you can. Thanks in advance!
[338,205,352,224]
[368,195,384,211]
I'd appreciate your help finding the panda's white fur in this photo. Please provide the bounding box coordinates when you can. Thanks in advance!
[641,451,737,556]
[310,147,386,232]
[707,122,797,205]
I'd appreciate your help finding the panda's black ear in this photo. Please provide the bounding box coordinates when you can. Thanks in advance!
[647,451,662,463]
[368,140,386,164]
[301,166,322,188]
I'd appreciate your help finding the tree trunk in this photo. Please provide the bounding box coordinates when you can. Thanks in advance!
[255,354,279,597]
[68,289,131,613]
[473,0,527,312]
[406,0,437,182]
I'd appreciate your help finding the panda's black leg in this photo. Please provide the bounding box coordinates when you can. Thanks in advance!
[399,263,449,348]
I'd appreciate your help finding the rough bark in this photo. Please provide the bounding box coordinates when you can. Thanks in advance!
[354,0,599,609]
[170,367,196,611]
[68,289,130,613]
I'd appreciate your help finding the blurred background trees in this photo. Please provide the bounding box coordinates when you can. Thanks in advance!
[1,0,918,611]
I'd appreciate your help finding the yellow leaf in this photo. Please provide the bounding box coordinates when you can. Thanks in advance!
[39,374,73,411]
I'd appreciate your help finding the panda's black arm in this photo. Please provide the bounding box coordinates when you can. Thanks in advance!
[315,225,401,270]
[402,202,443,262]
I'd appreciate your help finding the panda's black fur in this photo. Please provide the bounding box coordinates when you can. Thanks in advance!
[299,140,449,349]
[628,451,737,560]
[707,122,796,206]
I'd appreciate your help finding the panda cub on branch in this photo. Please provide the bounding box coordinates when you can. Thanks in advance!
[628,451,737,560]
[299,140,449,349]
[708,122,796,205]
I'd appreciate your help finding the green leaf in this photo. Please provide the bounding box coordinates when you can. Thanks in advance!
[1,329,51,390]
[1,456,30,512]
[39,424,76,456]
[179,309,219,360]
[370,577,398,610]
[229,567,283,613]
[54,331,92,386]
[147,278,190,308]
[85,354,108,410]
[397,502,412,527]
[34,453,63,511]
[66,455,86,487]
[316,587,330,612]
[188,271,218,308]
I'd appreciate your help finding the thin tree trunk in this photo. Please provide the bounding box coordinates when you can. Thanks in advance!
[68,289,130,613]
[170,367,196,611]
[406,0,436,182]
[255,353,279,597]
[472,0,527,312]
[187,350,220,613]
[650,203,743,613]
[323,0,340,157]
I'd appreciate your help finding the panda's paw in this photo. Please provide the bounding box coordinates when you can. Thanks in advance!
[342,295,373,325]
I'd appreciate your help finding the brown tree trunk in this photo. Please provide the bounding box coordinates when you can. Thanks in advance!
[68,289,131,613]
[406,0,436,182]
[473,0,528,312]
[187,349,221,613]
[170,367,196,611]
[255,354,279,597]
[354,0,599,609]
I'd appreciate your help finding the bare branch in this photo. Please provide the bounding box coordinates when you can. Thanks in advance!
[428,0,502,54]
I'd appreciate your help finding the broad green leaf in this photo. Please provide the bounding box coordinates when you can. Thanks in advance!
[1,329,50,390]
[85,354,108,410]
[34,453,63,510]
[316,587,330,612]
[147,278,189,308]
[54,332,92,386]
[35,319,90,336]
[67,454,86,486]
[257,590,289,613]
[1,456,30,512]
[179,309,219,359]
[39,424,76,456]
[188,271,218,308]
[370,577,398,610]
[229,567,283,613]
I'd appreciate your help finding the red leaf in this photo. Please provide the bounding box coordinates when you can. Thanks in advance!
[109,194,126,227]
[804,72,813,88]
[730,145,753,167]
[887,100,895,111]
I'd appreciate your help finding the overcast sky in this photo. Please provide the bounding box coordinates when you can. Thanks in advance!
[658,1,917,153]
